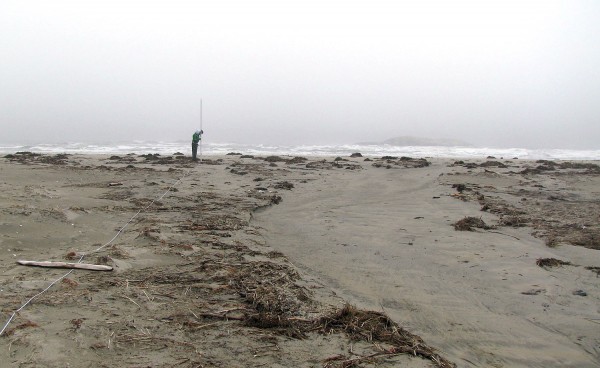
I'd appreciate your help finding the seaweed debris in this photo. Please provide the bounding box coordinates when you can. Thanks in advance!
[4,152,70,165]
[536,258,571,268]
[274,181,294,190]
[585,266,600,276]
[313,304,455,368]
[454,216,493,231]
[372,157,430,169]
[479,161,507,168]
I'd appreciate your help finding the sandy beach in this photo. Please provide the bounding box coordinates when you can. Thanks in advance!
[1,152,599,367]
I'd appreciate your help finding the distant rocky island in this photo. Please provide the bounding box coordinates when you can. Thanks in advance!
[359,136,472,147]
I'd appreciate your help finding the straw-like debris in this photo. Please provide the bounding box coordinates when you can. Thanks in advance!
[244,313,306,339]
[454,216,492,231]
[585,266,600,276]
[479,161,507,168]
[274,181,294,190]
[313,304,455,368]
[520,161,600,175]
[305,161,332,170]
[178,215,248,232]
[558,161,600,171]
[287,156,308,164]
[444,171,600,250]
[451,160,478,169]
[2,320,39,337]
[99,189,134,201]
[372,156,430,169]
[536,258,572,268]
[226,259,455,366]
[452,183,467,193]
[4,152,71,165]
[498,215,528,227]
[0,154,457,367]
[264,155,288,163]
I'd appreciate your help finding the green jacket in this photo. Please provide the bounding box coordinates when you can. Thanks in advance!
[192,132,201,144]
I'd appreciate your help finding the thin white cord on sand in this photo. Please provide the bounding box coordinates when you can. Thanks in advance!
[0,270,74,336]
[0,167,193,336]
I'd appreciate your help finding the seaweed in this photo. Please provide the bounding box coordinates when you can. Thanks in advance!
[453,216,492,231]
[536,258,571,268]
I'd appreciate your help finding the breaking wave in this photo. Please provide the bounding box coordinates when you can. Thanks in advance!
[1,141,599,160]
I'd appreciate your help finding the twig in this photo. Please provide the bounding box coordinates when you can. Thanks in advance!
[584,318,600,325]
[142,290,152,302]
[172,358,190,366]
[485,230,520,240]
[121,295,140,308]
[216,307,250,315]
[190,321,220,330]
[199,313,244,321]
[116,333,200,353]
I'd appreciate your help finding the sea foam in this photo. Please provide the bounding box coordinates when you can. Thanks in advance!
[0,141,599,160]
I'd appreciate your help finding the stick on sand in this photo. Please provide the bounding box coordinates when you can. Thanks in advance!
[17,260,113,271]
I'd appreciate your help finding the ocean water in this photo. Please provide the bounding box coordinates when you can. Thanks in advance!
[1,141,599,161]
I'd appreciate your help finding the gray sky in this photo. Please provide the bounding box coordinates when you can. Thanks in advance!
[1,0,599,149]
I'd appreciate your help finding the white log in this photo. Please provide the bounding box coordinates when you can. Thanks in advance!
[17,260,113,271]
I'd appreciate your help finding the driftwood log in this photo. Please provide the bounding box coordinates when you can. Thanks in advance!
[17,260,113,271]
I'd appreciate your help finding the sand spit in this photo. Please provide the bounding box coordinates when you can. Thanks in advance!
[0,152,599,367]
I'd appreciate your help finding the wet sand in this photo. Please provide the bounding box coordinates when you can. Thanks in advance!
[0,152,599,367]
[255,157,600,367]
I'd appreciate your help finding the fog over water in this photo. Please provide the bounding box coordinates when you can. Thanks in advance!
[1,1,599,149]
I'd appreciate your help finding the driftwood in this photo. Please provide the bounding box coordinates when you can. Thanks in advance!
[17,260,113,271]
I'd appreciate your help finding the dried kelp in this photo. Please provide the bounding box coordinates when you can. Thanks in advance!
[454,216,492,231]
[536,258,571,268]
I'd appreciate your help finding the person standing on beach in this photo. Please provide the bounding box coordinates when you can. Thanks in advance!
[192,130,203,161]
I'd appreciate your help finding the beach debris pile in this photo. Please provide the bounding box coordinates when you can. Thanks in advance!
[231,156,352,178]
[536,257,572,268]
[520,160,600,175]
[372,156,430,169]
[273,181,294,190]
[450,159,513,170]
[0,154,451,367]
[585,266,600,276]
[139,153,179,164]
[261,155,308,165]
[313,304,455,368]
[4,152,70,165]
[57,189,453,367]
[478,160,508,168]
[444,162,600,250]
[106,155,137,163]
[40,151,449,363]
[453,216,493,231]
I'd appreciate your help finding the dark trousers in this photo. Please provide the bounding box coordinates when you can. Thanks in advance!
[192,143,198,160]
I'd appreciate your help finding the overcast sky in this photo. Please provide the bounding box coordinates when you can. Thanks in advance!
[1,0,599,148]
